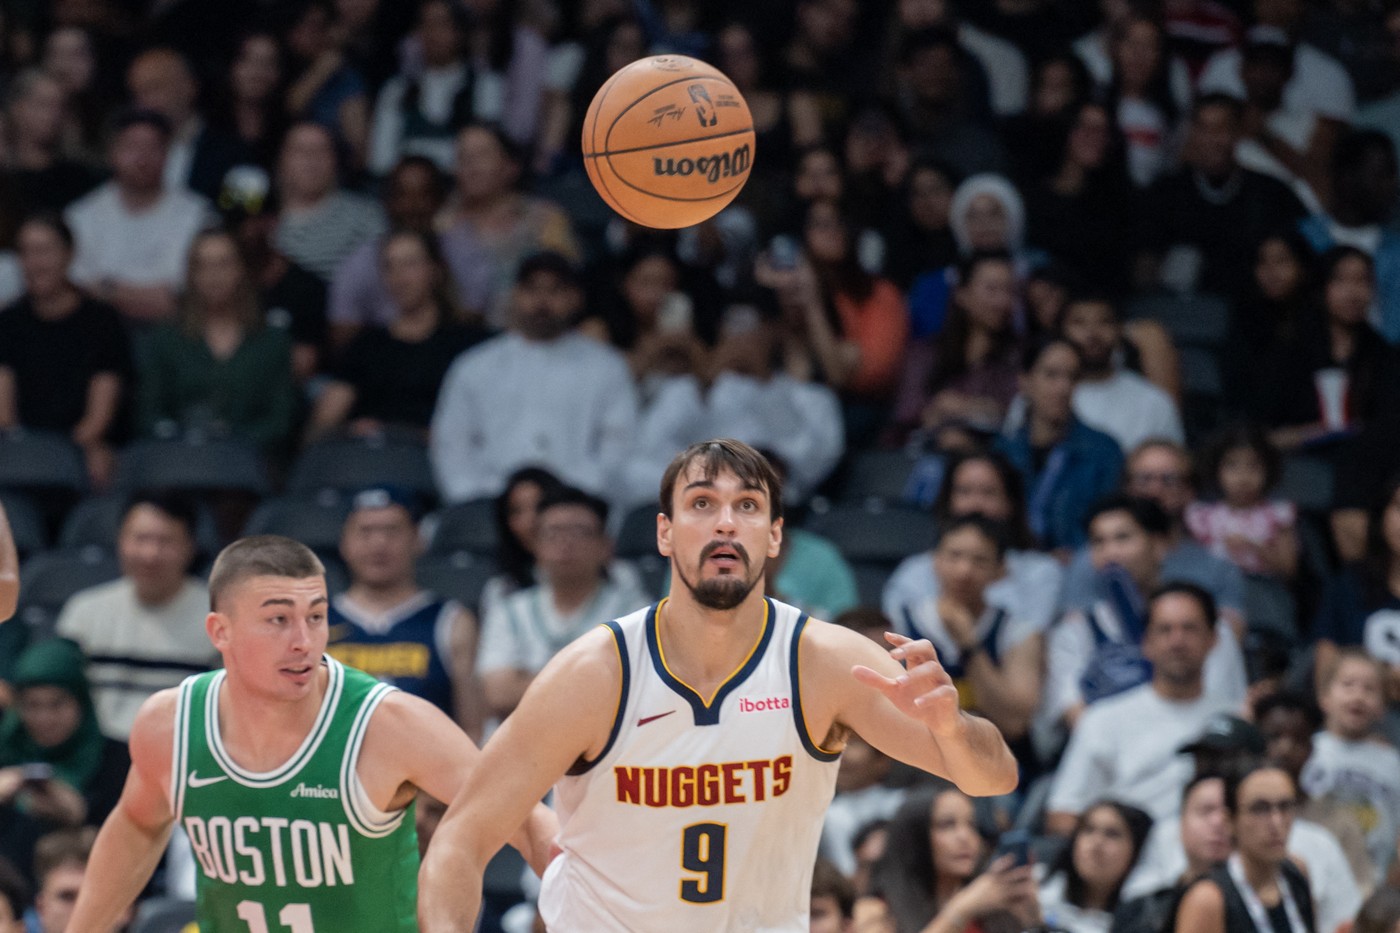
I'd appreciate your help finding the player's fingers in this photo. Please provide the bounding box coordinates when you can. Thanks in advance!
[889,637,940,666]
[901,658,951,687]
[882,631,912,647]
[912,683,959,709]
[851,664,898,694]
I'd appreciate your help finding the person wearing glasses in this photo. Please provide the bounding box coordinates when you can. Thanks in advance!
[1174,761,1315,933]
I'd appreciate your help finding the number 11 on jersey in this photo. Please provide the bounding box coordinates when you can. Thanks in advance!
[236,900,315,932]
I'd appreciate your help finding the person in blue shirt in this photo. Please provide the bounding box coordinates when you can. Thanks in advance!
[996,335,1123,553]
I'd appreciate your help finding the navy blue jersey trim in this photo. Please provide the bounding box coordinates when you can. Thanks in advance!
[567,619,631,776]
[647,599,775,726]
[790,612,841,762]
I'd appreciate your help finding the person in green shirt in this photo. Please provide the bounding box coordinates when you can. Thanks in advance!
[71,534,555,932]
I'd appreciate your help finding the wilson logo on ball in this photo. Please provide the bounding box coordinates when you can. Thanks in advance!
[652,144,751,183]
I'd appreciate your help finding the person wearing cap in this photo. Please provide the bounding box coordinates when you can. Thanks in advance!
[1046,582,1239,836]
[325,486,484,740]
[64,108,217,323]
[429,250,637,504]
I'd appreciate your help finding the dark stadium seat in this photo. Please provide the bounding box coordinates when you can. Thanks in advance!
[0,491,46,556]
[242,493,353,555]
[615,504,660,559]
[16,547,122,639]
[802,502,935,565]
[427,498,498,557]
[836,448,920,505]
[288,436,436,501]
[0,430,88,495]
[416,550,497,613]
[113,438,269,495]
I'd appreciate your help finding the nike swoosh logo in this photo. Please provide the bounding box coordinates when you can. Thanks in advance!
[188,772,229,788]
[637,711,677,726]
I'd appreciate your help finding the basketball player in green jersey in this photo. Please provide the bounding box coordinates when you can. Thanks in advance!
[70,535,556,932]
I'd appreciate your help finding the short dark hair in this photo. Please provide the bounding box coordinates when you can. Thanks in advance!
[516,250,581,287]
[34,827,96,885]
[18,212,75,250]
[1085,494,1171,537]
[1222,759,1292,815]
[0,856,28,921]
[1333,127,1396,180]
[1253,690,1322,733]
[1060,290,1120,326]
[1148,581,1218,630]
[1182,770,1224,807]
[1200,423,1283,497]
[810,857,855,919]
[538,485,609,528]
[934,449,1037,551]
[123,489,200,539]
[208,535,325,611]
[832,607,891,637]
[388,154,448,202]
[1193,91,1243,121]
[938,514,1009,561]
[1020,333,1082,374]
[111,106,173,141]
[659,439,784,521]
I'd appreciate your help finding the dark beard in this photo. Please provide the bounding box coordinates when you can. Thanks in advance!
[673,541,761,610]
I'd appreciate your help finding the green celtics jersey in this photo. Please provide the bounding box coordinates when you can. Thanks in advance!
[172,656,418,933]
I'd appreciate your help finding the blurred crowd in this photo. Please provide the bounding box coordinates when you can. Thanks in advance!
[0,0,1398,930]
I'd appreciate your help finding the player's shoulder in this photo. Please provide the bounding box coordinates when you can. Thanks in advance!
[794,614,885,673]
[128,687,183,767]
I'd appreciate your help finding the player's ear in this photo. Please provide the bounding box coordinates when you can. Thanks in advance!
[657,511,673,557]
[767,515,783,559]
[206,611,230,651]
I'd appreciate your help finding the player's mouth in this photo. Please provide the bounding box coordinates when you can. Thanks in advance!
[703,543,745,571]
[281,664,314,683]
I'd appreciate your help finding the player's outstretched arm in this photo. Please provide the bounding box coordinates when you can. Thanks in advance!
[809,625,1018,797]
[0,500,17,622]
[69,691,179,932]
[419,628,620,932]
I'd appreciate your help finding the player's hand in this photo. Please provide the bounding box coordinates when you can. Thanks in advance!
[852,632,963,738]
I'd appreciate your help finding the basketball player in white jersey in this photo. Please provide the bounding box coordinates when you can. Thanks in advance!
[419,439,1018,931]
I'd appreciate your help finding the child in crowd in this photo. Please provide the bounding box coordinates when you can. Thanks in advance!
[810,859,855,933]
[1184,425,1298,579]
[1300,650,1400,880]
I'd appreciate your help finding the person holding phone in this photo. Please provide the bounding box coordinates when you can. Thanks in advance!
[1038,801,1153,933]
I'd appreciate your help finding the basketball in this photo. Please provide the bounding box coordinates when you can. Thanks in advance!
[582,55,754,230]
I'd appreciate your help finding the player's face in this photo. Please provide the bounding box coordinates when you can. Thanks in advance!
[341,506,419,588]
[659,466,781,612]
[209,575,329,701]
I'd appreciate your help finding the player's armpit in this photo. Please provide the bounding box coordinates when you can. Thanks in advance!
[419,627,621,932]
[800,622,1018,797]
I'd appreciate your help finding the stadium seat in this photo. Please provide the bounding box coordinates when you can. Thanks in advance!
[802,502,935,565]
[0,430,88,495]
[427,498,498,556]
[0,491,46,556]
[1125,290,1231,346]
[416,550,497,613]
[836,448,920,505]
[1277,455,1334,514]
[113,438,269,495]
[60,494,223,556]
[288,436,436,501]
[243,493,353,555]
[850,562,894,609]
[16,547,122,639]
[615,504,660,559]
[1244,574,1299,645]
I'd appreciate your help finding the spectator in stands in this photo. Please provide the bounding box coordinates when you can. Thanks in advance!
[1237,230,1314,363]
[624,307,844,506]
[1045,582,1242,834]
[1298,130,1400,343]
[478,466,564,625]
[996,336,1123,553]
[857,783,1040,933]
[1199,0,1356,126]
[1038,801,1153,933]
[1103,14,1184,190]
[126,48,249,203]
[1355,4,1400,155]
[2,69,99,215]
[1138,93,1306,302]
[309,229,490,444]
[1261,246,1400,451]
[1043,504,1248,742]
[138,229,296,457]
[0,503,14,623]
[55,492,216,740]
[1056,292,1183,451]
[883,515,1043,755]
[883,0,1029,119]
[1301,650,1400,879]
[893,250,1022,445]
[328,156,492,348]
[440,123,579,327]
[1003,52,1093,188]
[0,215,132,490]
[64,109,215,323]
[1185,425,1298,581]
[325,485,483,739]
[475,486,646,720]
[273,121,385,281]
[210,31,290,173]
[1025,100,1136,295]
[882,158,960,292]
[31,827,119,933]
[0,857,23,933]
[1060,440,1248,636]
[1173,762,1316,933]
[0,639,129,830]
[759,452,856,620]
[821,735,904,879]
[781,0,865,144]
[430,251,636,503]
[810,858,855,933]
[1114,774,1234,933]
[284,0,370,169]
[713,21,819,183]
[40,26,108,165]
[756,198,908,445]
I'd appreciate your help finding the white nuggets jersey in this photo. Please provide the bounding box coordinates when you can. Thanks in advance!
[538,598,842,932]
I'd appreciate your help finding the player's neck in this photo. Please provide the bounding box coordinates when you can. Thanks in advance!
[217,664,329,771]
[658,587,768,690]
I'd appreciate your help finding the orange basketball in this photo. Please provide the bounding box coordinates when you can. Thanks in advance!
[582,55,754,230]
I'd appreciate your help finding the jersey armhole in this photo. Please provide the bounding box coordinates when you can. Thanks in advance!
[170,677,197,821]
[566,619,630,776]
[790,613,842,762]
[340,683,409,838]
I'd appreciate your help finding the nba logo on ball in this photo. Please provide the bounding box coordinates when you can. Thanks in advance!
[582,55,755,230]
